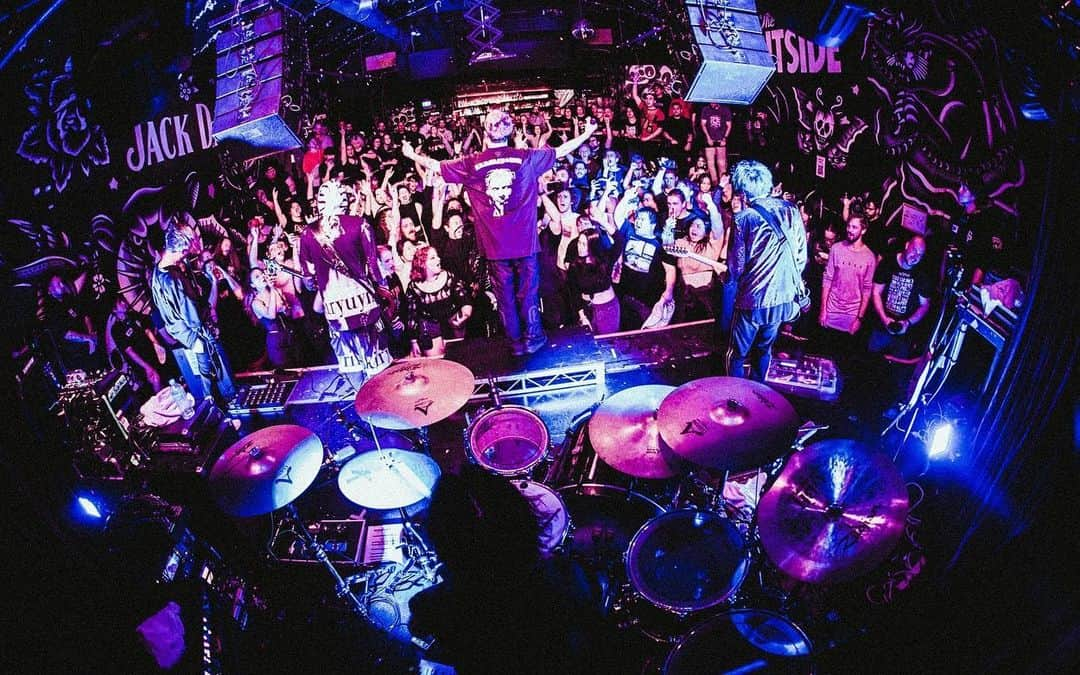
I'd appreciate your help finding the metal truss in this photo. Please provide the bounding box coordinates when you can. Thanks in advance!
[470,362,606,401]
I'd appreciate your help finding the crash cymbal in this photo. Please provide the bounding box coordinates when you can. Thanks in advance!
[337,449,442,510]
[757,439,909,584]
[209,425,325,517]
[588,385,684,479]
[354,359,475,430]
[657,377,800,472]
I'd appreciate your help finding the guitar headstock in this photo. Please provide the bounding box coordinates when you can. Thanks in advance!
[664,244,689,258]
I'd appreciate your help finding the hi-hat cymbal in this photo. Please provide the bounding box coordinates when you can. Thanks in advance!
[354,359,475,430]
[588,385,684,479]
[337,449,442,510]
[757,439,909,584]
[657,377,800,472]
[209,425,325,517]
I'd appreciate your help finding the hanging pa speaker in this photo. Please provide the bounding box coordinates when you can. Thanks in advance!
[671,0,776,105]
[211,2,303,158]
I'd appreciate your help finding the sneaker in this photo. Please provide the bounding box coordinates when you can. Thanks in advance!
[524,334,548,354]
[510,340,527,357]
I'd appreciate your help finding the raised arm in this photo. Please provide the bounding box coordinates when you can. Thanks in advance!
[431,176,447,232]
[401,140,441,175]
[554,119,599,159]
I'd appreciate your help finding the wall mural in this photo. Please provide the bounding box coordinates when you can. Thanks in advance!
[792,86,869,171]
[755,2,1023,226]
[861,9,1024,224]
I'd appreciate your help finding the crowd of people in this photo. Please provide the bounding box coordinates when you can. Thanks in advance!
[33,81,1022,406]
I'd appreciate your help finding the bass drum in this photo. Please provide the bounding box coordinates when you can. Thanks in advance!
[557,483,665,571]
[663,609,814,674]
[467,405,550,476]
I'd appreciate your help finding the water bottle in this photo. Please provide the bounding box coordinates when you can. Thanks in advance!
[169,379,195,419]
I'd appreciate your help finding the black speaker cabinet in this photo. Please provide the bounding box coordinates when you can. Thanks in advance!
[211,1,303,157]
[671,0,776,105]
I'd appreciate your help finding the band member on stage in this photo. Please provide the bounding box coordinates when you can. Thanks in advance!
[402,109,597,356]
[151,224,236,402]
[726,160,807,381]
[298,180,391,378]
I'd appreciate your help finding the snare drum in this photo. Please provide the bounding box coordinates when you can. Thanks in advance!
[557,483,666,570]
[663,608,814,674]
[467,405,550,475]
[626,510,750,615]
[510,479,570,556]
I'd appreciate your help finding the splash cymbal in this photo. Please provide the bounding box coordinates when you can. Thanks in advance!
[588,385,684,479]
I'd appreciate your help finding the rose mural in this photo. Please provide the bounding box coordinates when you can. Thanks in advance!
[16,58,111,193]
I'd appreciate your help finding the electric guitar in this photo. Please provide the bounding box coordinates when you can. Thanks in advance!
[663,244,729,281]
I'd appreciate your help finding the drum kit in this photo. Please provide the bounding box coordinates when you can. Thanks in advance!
[206,359,910,672]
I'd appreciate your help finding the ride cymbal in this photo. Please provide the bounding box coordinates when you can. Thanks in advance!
[657,377,799,472]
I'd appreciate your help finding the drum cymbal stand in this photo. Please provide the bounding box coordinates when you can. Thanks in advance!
[282,502,370,620]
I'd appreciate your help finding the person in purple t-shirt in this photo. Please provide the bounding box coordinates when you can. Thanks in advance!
[403,110,597,356]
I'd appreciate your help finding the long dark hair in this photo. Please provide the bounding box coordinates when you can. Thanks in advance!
[424,465,541,585]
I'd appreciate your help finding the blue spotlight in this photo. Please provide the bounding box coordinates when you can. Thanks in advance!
[76,494,104,519]
[927,421,954,459]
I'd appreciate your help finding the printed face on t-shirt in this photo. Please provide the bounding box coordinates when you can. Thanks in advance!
[624,237,659,275]
[484,168,515,217]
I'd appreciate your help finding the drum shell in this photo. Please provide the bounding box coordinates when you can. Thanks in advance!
[509,478,570,556]
[626,510,751,615]
[556,483,666,571]
[466,405,550,476]
[663,608,814,675]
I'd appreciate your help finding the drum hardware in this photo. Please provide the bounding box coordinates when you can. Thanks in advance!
[283,502,371,620]
[344,508,442,648]
[793,423,829,451]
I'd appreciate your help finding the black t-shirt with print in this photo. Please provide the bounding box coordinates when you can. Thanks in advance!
[873,255,934,320]
[618,229,674,305]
